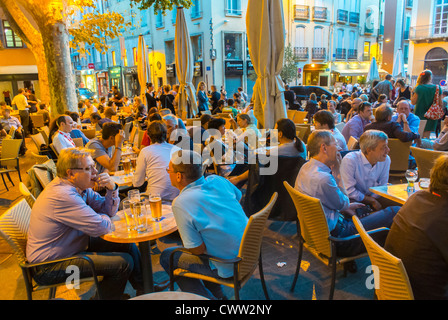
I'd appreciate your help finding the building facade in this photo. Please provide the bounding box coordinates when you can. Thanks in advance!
[284,0,387,89]
[408,0,448,87]
[0,11,40,105]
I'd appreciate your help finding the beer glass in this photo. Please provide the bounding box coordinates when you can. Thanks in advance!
[130,157,137,172]
[123,158,131,175]
[131,201,147,233]
[122,200,136,232]
[149,193,162,222]
[128,189,140,203]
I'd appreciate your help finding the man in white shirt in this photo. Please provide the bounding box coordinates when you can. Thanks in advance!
[133,121,180,201]
[340,130,394,211]
[52,115,76,154]
[11,88,30,136]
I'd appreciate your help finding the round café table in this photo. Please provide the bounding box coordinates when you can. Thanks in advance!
[102,204,177,293]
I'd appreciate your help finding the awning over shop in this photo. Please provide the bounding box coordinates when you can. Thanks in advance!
[332,67,389,77]
[0,65,38,75]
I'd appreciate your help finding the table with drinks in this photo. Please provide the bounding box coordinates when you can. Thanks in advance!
[369,169,429,205]
[102,190,177,293]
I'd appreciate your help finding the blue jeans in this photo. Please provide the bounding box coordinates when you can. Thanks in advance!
[331,206,400,257]
[34,237,143,299]
[160,247,228,300]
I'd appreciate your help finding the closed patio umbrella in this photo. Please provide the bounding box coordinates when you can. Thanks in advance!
[392,49,405,79]
[137,35,151,105]
[246,0,287,129]
[367,56,380,83]
[175,7,197,119]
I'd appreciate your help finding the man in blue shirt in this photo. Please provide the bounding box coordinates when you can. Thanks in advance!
[295,130,399,257]
[160,150,248,299]
[391,100,420,134]
[341,102,372,143]
[26,148,143,299]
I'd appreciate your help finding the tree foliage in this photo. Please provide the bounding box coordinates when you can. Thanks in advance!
[280,44,298,85]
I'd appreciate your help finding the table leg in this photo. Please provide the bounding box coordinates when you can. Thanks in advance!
[139,241,154,293]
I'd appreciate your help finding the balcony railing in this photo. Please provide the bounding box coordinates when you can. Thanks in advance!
[294,5,310,20]
[349,12,359,25]
[313,6,327,21]
[312,47,326,60]
[347,49,358,60]
[337,9,348,24]
[362,53,371,62]
[409,24,448,41]
[335,48,346,60]
[294,47,309,60]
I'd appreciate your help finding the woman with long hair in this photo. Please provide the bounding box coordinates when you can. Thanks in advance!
[196,81,209,114]
[411,69,443,138]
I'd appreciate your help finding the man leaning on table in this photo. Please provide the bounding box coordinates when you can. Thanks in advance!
[340,130,401,211]
[160,149,248,300]
[86,122,124,174]
[26,148,143,299]
[295,130,399,259]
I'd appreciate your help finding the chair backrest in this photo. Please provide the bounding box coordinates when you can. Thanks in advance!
[201,158,212,175]
[0,199,32,265]
[129,126,138,144]
[284,181,332,258]
[8,127,16,139]
[31,133,46,151]
[137,129,145,148]
[388,139,412,172]
[42,126,50,137]
[296,126,309,142]
[347,136,359,150]
[287,110,296,121]
[72,137,84,148]
[19,182,36,208]
[418,119,427,138]
[293,111,308,124]
[33,167,53,188]
[123,122,132,141]
[237,193,278,280]
[81,129,96,139]
[352,216,414,300]
[30,114,45,128]
[1,139,22,167]
[49,143,59,157]
[37,128,49,146]
[31,152,49,165]
[410,146,447,179]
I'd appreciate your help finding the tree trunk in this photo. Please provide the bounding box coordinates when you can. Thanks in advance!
[39,20,77,117]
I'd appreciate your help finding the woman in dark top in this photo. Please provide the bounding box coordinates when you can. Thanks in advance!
[385,154,448,300]
[393,79,411,106]
[159,85,175,115]
[196,81,209,114]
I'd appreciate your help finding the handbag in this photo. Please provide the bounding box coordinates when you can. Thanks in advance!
[424,86,445,120]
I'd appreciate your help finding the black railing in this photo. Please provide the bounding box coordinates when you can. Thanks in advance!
[312,47,326,60]
[294,5,310,20]
[337,9,348,24]
[294,47,309,60]
[349,12,359,25]
[335,48,346,60]
[348,49,358,60]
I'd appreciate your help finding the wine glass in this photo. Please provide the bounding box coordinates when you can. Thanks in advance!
[405,169,418,193]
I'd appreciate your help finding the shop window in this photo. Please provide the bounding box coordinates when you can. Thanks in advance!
[224,33,243,60]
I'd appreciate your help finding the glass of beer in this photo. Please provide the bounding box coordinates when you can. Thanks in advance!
[149,193,162,222]
[122,200,136,232]
[128,189,140,203]
[130,157,137,172]
[131,201,147,233]
[123,158,131,175]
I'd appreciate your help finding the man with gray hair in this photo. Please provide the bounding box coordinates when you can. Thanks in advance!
[364,104,420,143]
[296,130,399,258]
[341,130,400,212]
[159,149,248,299]
[391,100,420,134]
[26,148,143,299]
[162,114,192,150]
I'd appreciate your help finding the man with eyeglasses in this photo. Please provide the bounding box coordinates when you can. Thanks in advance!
[26,148,143,299]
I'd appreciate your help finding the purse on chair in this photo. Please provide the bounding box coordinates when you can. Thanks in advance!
[424,86,445,120]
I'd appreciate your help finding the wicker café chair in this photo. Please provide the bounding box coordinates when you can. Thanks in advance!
[352,216,414,300]
[19,182,36,209]
[0,199,102,300]
[169,193,278,300]
[410,146,447,179]
[284,181,389,300]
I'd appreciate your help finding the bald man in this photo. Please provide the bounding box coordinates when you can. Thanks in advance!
[391,100,420,134]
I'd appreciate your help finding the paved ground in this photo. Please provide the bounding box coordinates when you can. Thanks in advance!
[0,137,389,301]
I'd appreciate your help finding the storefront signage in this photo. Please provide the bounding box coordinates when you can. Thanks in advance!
[109,66,122,78]
[88,63,95,69]
[225,60,244,76]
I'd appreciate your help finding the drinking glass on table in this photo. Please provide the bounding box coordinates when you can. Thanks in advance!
[123,158,131,175]
[122,200,137,232]
[149,193,163,222]
[130,157,137,172]
[128,189,141,203]
[405,169,418,193]
[131,201,147,233]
